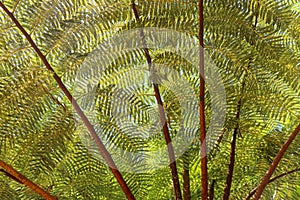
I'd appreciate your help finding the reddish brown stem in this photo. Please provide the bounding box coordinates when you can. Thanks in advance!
[222,128,238,200]
[0,3,135,200]
[209,179,216,200]
[253,123,300,200]
[183,155,191,200]
[268,168,300,184]
[198,0,208,199]
[0,168,23,184]
[153,84,183,200]
[245,168,300,200]
[222,97,242,200]
[0,160,58,200]
[131,2,182,199]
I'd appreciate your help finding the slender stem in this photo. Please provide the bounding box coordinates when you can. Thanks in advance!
[198,0,208,199]
[222,78,244,200]
[268,168,300,184]
[0,160,58,200]
[153,84,182,200]
[209,128,226,158]
[0,3,135,200]
[130,2,182,199]
[222,119,238,200]
[252,123,300,200]
[245,168,300,200]
[12,0,22,13]
[223,9,257,197]
[209,179,216,200]
[0,169,23,184]
[183,154,191,200]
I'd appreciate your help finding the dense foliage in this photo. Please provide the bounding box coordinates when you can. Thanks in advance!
[0,0,300,199]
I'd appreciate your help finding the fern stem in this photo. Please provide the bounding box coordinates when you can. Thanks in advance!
[183,153,191,200]
[153,84,182,200]
[245,167,300,200]
[209,179,216,200]
[248,5,300,199]
[221,103,240,200]
[0,3,136,200]
[198,0,208,199]
[0,160,58,200]
[222,128,238,200]
[131,2,182,199]
[222,79,245,200]
[252,123,300,199]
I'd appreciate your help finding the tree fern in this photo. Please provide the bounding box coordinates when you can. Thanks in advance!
[1,0,300,199]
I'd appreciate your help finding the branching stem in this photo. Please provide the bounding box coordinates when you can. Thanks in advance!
[252,123,300,199]
[245,168,300,200]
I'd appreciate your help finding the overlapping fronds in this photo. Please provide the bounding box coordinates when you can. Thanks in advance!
[0,0,299,199]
